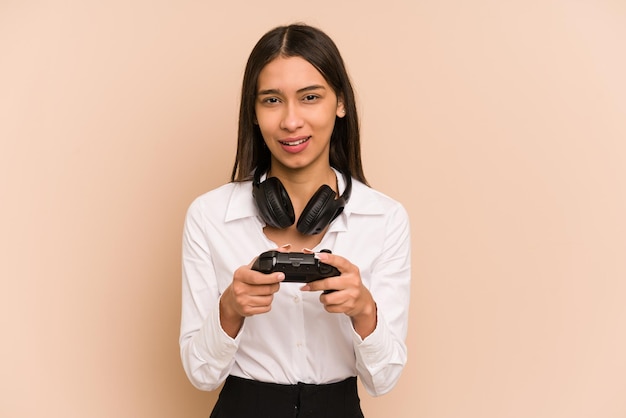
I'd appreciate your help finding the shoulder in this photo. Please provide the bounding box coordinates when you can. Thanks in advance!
[186,181,253,220]
[347,179,408,218]
[188,182,240,207]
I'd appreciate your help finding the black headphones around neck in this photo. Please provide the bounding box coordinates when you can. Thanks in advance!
[252,167,352,235]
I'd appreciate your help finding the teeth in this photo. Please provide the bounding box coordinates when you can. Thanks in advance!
[280,137,309,146]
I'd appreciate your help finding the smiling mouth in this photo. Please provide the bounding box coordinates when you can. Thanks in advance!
[279,136,311,146]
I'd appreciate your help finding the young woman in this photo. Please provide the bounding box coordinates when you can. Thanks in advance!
[180,24,411,418]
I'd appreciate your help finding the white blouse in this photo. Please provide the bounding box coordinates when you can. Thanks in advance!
[179,172,411,396]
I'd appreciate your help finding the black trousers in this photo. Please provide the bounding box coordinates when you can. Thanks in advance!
[209,375,365,418]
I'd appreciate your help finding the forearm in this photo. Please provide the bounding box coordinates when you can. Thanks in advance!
[219,287,245,338]
[350,299,377,340]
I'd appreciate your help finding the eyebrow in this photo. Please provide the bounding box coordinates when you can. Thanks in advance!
[257,85,327,96]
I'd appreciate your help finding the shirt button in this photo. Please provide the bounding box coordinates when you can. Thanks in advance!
[293,295,300,303]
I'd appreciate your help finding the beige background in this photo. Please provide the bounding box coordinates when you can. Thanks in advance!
[2,1,625,417]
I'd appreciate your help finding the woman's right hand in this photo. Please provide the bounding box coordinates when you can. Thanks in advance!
[218,249,287,338]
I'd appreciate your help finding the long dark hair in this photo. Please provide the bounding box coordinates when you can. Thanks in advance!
[230,24,368,186]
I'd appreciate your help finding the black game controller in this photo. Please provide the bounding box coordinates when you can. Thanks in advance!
[251,249,340,283]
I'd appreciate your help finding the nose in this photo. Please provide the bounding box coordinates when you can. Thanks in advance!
[279,104,304,132]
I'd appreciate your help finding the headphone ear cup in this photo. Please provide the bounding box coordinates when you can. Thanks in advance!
[254,177,295,228]
[296,185,340,235]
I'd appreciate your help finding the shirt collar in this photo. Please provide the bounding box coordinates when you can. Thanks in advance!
[224,182,257,223]
[223,168,387,225]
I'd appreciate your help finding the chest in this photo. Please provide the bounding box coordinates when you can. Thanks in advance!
[209,213,386,294]
[262,224,326,251]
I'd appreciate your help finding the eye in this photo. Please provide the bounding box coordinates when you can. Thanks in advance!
[261,97,280,105]
[303,94,319,102]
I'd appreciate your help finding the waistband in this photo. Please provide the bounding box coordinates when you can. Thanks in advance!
[211,375,364,418]
[229,374,357,394]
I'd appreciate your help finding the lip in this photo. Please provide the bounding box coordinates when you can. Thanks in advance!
[278,136,311,153]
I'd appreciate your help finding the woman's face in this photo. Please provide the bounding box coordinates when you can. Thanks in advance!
[254,56,345,174]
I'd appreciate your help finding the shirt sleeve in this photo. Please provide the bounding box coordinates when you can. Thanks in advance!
[352,203,411,396]
[178,199,243,391]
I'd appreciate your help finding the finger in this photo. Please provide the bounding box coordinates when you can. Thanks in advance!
[245,282,282,297]
[300,276,341,293]
[238,295,276,316]
[275,243,292,253]
[319,291,350,313]
[248,271,285,285]
[236,265,285,286]
[313,251,349,272]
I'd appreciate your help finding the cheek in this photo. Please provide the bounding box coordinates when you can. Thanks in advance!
[257,126,273,144]
[314,112,339,132]
[255,113,277,136]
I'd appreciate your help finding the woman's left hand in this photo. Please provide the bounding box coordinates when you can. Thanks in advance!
[300,250,377,339]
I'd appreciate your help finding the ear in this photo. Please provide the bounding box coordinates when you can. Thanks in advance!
[336,98,346,118]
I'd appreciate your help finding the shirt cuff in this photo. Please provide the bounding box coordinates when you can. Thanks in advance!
[351,309,392,375]
[194,301,243,365]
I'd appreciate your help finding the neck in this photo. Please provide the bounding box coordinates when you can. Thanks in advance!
[268,165,337,203]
